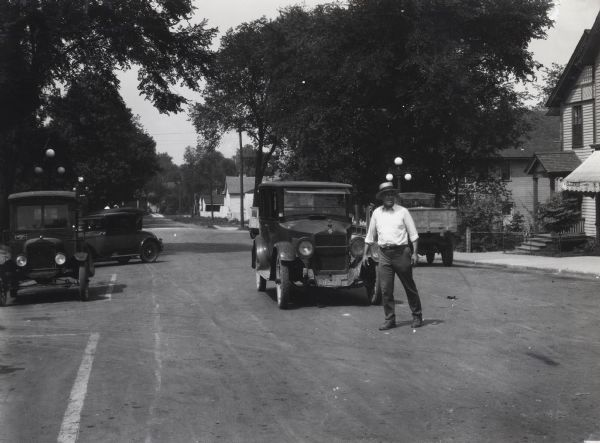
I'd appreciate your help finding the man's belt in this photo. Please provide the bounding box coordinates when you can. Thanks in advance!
[379,244,408,250]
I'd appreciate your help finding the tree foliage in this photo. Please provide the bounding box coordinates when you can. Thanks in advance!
[193,0,553,204]
[537,192,581,233]
[190,18,280,201]
[0,0,216,225]
[46,73,160,210]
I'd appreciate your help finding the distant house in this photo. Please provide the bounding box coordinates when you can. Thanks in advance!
[223,176,255,222]
[544,10,600,240]
[482,111,565,227]
[199,192,226,218]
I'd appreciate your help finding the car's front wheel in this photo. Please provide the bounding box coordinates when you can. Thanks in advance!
[276,256,291,309]
[255,257,267,291]
[141,241,159,263]
[79,264,90,301]
[0,279,9,307]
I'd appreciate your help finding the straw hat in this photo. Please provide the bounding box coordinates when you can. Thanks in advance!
[376,181,399,199]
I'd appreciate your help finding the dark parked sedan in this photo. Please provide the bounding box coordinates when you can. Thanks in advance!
[81,208,162,264]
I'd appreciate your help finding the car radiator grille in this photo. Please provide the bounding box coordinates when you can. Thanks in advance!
[315,252,347,271]
[26,242,57,269]
[314,233,347,247]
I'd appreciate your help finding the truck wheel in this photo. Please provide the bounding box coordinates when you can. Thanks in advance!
[255,257,267,291]
[276,256,291,309]
[426,252,435,264]
[79,264,90,301]
[441,248,454,266]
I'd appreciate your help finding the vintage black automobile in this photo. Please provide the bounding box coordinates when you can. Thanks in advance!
[80,208,162,264]
[0,191,94,306]
[251,181,377,309]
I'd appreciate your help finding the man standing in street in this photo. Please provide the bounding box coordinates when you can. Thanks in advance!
[363,181,424,331]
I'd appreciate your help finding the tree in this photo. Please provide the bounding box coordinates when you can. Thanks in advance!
[532,62,565,108]
[46,73,160,209]
[267,0,553,202]
[145,153,181,213]
[190,18,282,203]
[0,0,216,225]
[184,144,235,221]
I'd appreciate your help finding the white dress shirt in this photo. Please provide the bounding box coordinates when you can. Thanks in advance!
[365,204,419,246]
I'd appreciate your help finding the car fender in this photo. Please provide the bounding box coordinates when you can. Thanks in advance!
[74,252,88,263]
[274,241,296,263]
[254,236,270,271]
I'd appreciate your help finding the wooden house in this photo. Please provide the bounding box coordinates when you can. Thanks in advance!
[544,11,600,240]
[223,176,255,222]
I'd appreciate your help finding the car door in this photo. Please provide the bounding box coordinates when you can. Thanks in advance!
[104,215,139,256]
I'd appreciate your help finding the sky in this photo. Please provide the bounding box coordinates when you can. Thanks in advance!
[118,0,600,165]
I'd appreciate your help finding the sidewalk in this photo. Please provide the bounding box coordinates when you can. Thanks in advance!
[453,251,600,278]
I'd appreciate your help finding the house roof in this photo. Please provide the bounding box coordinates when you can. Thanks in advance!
[562,149,600,194]
[8,190,76,200]
[258,181,352,190]
[525,151,581,175]
[225,176,255,195]
[546,11,600,110]
[500,111,560,159]
[199,193,224,205]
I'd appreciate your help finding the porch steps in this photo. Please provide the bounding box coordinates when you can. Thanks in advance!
[515,235,554,253]
[514,233,588,254]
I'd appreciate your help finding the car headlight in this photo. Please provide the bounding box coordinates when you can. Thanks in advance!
[297,239,314,258]
[350,237,365,258]
[16,255,27,267]
[55,253,66,265]
[0,252,10,265]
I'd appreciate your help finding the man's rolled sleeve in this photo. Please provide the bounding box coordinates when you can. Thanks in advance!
[404,210,419,243]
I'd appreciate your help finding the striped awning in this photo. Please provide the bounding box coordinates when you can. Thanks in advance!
[561,150,600,194]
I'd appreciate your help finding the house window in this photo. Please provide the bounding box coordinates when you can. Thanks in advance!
[572,105,583,148]
[501,160,510,181]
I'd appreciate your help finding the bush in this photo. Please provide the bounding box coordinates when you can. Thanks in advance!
[537,193,581,233]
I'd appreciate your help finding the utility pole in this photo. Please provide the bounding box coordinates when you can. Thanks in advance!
[238,129,244,229]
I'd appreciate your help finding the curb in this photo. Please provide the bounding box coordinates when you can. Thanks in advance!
[453,259,600,280]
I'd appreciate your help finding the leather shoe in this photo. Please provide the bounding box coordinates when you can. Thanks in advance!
[378,321,396,331]
[411,316,424,328]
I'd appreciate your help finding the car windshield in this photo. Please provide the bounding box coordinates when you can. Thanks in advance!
[283,189,349,217]
[16,204,70,230]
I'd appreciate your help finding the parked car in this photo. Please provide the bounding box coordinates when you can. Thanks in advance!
[80,208,162,264]
[251,181,377,309]
[0,190,94,306]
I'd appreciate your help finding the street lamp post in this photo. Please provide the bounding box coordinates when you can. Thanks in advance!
[34,148,66,188]
[385,156,412,193]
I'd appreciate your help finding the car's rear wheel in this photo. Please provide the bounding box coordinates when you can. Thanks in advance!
[276,256,291,309]
[117,257,131,265]
[426,252,435,264]
[79,264,90,301]
[140,241,159,263]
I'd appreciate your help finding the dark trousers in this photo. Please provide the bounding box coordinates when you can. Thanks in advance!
[378,245,422,322]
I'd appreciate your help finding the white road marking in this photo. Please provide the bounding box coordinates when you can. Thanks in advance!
[105,273,117,300]
[57,332,100,443]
